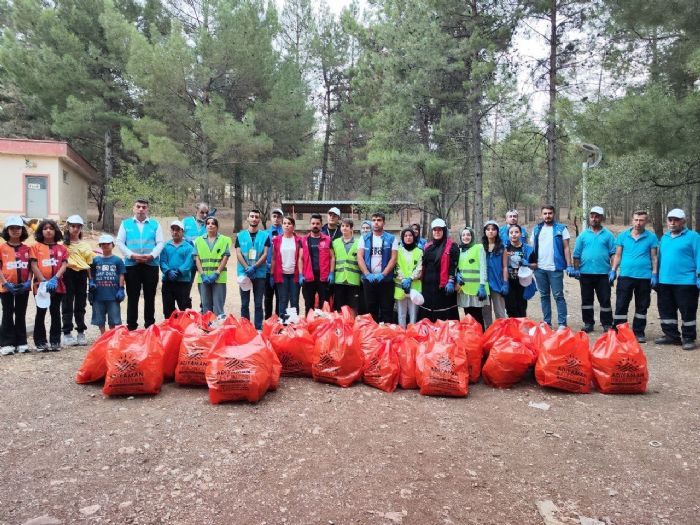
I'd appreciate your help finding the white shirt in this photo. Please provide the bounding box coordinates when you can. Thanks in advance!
[537,224,570,271]
[280,236,297,274]
[116,216,165,259]
[370,234,398,274]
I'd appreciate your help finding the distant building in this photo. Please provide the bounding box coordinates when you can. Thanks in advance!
[0,138,97,221]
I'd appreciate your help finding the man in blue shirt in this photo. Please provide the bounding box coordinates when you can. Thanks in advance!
[610,210,658,343]
[265,208,283,320]
[160,220,195,319]
[572,206,616,332]
[655,208,700,351]
[500,209,528,245]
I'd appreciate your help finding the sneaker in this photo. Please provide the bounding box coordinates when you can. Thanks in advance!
[0,345,15,356]
[582,324,594,333]
[682,340,696,351]
[17,345,30,353]
[76,332,87,346]
[635,334,647,344]
[35,342,49,352]
[62,334,77,346]
[654,336,681,346]
[50,343,61,352]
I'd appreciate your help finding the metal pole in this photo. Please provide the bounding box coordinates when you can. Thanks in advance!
[582,161,588,227]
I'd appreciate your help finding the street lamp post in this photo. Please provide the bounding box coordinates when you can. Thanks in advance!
[580,143,602,226]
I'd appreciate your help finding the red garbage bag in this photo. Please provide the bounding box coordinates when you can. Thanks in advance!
[175,325,233,386]
[267,323,315,377]
[394,334,419,389]
[166,309,202,331]
[76,326,127,384]
[416,325,468,397]
[482,337,535,389]
[406,318,438,342]
[220,315,259,343]
[456,316,484,383]
[103,325,164,396]
[159,324,183,380]
[206,333,282,404]
[590,323,649,394]
[311,317,364,387]
[362,340,400,393]
[535,328,592,393]
[262,314,280,339]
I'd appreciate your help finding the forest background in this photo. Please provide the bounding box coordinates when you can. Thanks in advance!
[2,0,700,236]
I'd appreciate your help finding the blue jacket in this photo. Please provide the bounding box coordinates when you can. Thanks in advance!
[362,231,396,282]
[266,224,283,271]
[533,221,568,271]
[659,227,700,285]
[160,240,194,282]
[485,245,507,294]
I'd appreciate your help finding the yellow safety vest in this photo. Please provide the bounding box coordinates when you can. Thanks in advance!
[458,244,488,296]
[194,235,231,284]
[332,237,361,286]
[394,246,422,300]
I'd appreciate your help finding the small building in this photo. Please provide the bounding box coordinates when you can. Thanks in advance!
[0,138,97,221]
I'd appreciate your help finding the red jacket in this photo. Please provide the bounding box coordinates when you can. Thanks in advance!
[0,243,31,291]
[423,238,454,287]
[300,233,332,282]
[272,234,301,284]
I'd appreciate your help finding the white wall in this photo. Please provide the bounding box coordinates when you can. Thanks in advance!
[0,154,60,219]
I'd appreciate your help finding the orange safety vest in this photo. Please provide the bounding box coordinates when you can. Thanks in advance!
[30,243,68,294]
[0,243,31,291]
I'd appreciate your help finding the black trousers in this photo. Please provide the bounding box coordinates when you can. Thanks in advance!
[613,277,651,336]
[504,278,528,318]
[125,264,159,331]
[1,291,29,346]
[463,307,485,331]
[363,280,395,323]
[358,283,367,314]
[162,281,191,319]
[302,280,329,314]
[333,283,360,314]
[657,284,699,342]
[34,293,63,345]
[580,273,613,327]
[264,272,278,320]
[62,268,88,334]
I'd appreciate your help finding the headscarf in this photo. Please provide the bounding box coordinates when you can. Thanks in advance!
[401,227,416,251]
[361,220,371,233]
[459,227,476,252]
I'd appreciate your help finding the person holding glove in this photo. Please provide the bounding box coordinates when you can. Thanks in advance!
[0,217,32,355]
[505,224,537,319]
[160,220,195,319]
[455,227,489,330]
[416,218,459,322]
[90,235,126,334]
[393,228,423,327]
[196,217,231,318]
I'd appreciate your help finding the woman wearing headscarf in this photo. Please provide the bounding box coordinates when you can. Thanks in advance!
[394,228,423,327]
[455,227,489,330]
[481,220,509,328]
[419,218,459,322]
[505,224,537,318]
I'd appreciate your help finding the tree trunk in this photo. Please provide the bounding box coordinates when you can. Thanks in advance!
[686,184,694,231]
[233,166,243,232]
[102,127,115,233]
[318,84,333,200]
[694,182,700,233]
[652,198,664,238]
[545,0,558,211]
[471,105,484,233]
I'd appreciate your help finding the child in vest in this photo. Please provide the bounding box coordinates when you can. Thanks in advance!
[30,219,68,351]
[0,217,32,355]
[90,235,126,334]
[61,215,94,346]
[395,228,423,327]
[456,227,489,330]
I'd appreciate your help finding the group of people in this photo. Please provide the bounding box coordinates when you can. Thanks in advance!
[0,199,698,355]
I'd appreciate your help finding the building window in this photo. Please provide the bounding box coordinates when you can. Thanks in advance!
[63,170,69,184]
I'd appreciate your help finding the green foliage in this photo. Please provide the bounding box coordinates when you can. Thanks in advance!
[108,164,185,216]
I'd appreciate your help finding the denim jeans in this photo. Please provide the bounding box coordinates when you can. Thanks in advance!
[276,274,300,317]
[534,269,567,327]
[240,277,266,329]
[199,282,227,317]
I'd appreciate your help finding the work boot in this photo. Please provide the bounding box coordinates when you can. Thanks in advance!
[654,336,681,346]
[682,340,696,351]
[76,332,87,346]
[582,324,594,333]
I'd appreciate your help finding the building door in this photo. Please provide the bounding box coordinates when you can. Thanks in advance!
[26,176,48,218]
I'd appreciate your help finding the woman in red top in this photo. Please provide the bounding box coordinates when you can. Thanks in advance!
[30,220,68,352]
[0,217,32,355]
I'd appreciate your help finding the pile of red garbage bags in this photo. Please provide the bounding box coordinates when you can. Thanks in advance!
[76,305,649,402]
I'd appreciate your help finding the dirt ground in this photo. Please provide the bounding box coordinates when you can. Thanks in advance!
[1,261,699,524]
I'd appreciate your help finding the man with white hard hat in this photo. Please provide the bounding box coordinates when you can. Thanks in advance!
[655,208,700,351]
[572,206,617,333]
[321,207,343,241]
[159,220,194,319]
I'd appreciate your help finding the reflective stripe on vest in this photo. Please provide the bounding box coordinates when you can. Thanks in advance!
[394,246,422,300]
[458,245,489,295]
[236,229,269,279]
[123,218,159,266]
[332,237,360,286]
[195,235,231,283]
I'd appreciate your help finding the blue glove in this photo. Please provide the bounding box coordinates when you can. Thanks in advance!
[501,281,509,296]
[445,281,455,294]
[45,276,58,292]
[167,270,178,281]
[2,281,14,293]
[477,284,487,300]
[269,275,275,288]
[608,270,616,285]
[650,273,658,288]
[298,274,305,286]
[455,273,465,285]
[115,287,126,302]
[327,271,335,284]
[245,265,256,278]
[566,266,576,278]
[401,278,412,292]
[88,279,96,290]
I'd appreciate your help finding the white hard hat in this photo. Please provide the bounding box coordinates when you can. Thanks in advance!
[4,216,24,228]
[667,208,686,219]
[410,289,425,306]
[272,208,284,216]
[98,234,115,244]
[328,207,341,217]
[518,266,534,287]
[237,275,252,292]
[431,218,446,229]
[589,206,604,216]
[170,220,184,230]
[66,214,84,225]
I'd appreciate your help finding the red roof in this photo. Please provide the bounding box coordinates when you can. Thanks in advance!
[0,138,98,181]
